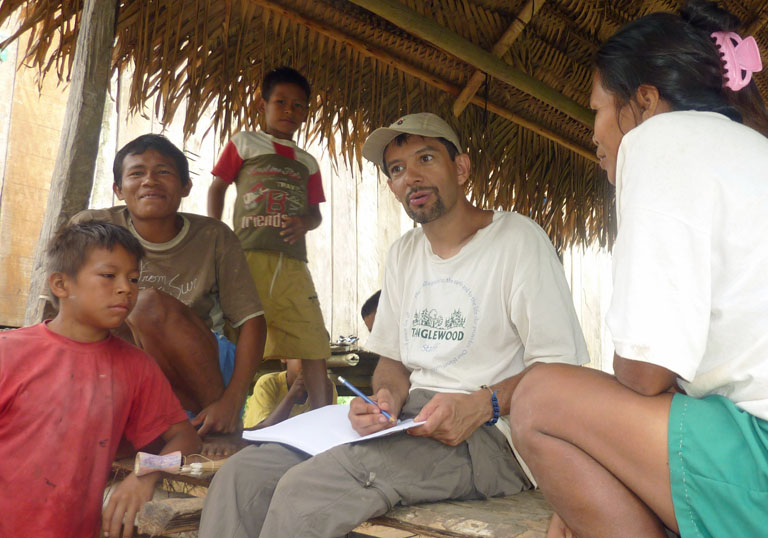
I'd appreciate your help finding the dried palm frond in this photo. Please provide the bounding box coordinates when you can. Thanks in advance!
[2,0,767,249]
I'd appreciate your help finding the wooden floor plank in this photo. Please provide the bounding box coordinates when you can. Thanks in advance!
[351,522,420,537]
[369,491,552,538]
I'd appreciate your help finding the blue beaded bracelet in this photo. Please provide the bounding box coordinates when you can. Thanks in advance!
[481,385,500,426]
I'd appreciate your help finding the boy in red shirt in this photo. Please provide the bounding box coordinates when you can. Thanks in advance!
[0,221,199,538]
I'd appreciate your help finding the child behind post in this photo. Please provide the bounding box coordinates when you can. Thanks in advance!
[361,290,381,332]
[243,359,338,429]
[208,66,331,411]
[0,221,199,538]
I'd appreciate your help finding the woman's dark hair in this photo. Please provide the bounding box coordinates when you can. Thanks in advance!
[595,0,768,136]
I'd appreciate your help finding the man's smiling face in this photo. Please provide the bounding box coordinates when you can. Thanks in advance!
[113,148,191,221]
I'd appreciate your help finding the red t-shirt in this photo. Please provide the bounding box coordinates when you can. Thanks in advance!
[212,130,325,262]
[0,323,188,538]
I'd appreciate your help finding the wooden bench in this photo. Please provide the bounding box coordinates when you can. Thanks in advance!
[131,491,551,537]
[112,457,552,538]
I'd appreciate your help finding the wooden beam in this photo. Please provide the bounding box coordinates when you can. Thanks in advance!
[23,0,117,325]
[347,0,594,127]
[248,0,597,162]
[453,0,546,117]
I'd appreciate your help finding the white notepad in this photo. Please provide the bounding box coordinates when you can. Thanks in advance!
[241,404,424,456]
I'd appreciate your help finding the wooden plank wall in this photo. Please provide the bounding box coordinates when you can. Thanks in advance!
[303,136,412,342]
[563,246,614,371]
[0,22,68,327]
[0,18,17,199]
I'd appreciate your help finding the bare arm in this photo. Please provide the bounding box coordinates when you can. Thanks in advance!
[372,356,411,410]
[103,420,200,538]
[252,373,308,429]
[303,203,323,230]
[227,314,267,404]
[195,315,266,435]
[280,203,322,244]
[207,176,230,220]
[348,357,411,435]
[613,353,678,396]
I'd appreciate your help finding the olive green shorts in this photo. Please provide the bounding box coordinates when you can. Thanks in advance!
[244,250,330,361]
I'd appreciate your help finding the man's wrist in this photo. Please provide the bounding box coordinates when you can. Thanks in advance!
[480,385,500,426]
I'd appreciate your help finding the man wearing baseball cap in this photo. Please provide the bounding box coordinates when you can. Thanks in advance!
[201,113,589,538]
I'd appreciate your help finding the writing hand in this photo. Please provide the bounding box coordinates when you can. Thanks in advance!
[409,391,489,446]
[348,388,399,436]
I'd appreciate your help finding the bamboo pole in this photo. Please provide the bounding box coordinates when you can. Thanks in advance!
[347,0,594,127]
[23,0,117,325]
[247,0,597,162]
[453,0,546,117]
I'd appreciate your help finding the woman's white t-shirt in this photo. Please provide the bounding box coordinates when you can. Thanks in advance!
[607,111,768,420]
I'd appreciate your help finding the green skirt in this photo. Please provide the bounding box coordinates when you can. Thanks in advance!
[668,393,768,537]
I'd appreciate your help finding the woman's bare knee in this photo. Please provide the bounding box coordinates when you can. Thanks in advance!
[511,365,580,437]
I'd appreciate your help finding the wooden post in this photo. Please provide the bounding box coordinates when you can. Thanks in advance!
[23,0,117,326]
[347,0,593,127]
[453,0,546,117]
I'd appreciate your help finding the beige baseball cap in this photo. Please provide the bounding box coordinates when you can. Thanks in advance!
[362,112,463,171]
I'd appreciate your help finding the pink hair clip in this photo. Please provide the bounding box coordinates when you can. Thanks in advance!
[711,31,763,91]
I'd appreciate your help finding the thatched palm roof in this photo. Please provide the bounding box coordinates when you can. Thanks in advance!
[2,0,768,250]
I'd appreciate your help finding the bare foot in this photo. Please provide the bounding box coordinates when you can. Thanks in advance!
[547,513,576,538]
[201,432,248,458]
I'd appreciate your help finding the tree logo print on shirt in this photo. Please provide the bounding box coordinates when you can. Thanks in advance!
[403,278,478,370]
[411,308,467,340]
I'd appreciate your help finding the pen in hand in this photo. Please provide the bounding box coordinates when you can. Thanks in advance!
[337,376,396,423]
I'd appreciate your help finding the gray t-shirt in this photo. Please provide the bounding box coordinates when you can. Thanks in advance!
[72,207,263,333]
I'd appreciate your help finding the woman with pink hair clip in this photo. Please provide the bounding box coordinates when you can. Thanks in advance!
[509,1,768,537]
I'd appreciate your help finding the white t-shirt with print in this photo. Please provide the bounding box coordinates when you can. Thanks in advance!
[366,211,589,394]
[606,111,768,420]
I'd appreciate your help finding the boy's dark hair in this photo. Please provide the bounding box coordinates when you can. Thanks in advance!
[47,220,145,278]
[261,66,311,103]
[113,134,190,188]
[361,290,381,319]
[382,134,458,177]
[595,0,768,136]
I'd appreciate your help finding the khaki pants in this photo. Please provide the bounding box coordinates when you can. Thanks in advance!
[199,389,531,538]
